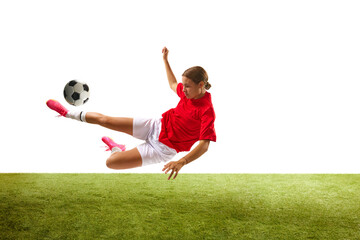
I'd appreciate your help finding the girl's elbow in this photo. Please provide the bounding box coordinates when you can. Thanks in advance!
[203,147,209,154]
[201,140,210,152]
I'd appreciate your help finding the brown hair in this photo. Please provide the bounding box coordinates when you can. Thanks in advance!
[182,66,211,90]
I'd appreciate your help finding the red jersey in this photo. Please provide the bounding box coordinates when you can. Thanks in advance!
[159,83,216,152]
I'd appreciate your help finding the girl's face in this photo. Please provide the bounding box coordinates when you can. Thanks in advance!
[182,76,205,99]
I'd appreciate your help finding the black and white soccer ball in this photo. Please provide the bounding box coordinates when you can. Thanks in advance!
[63,80,90,106]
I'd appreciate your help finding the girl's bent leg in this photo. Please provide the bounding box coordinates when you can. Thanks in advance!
[85,112,133,135]
[106,148,142,170]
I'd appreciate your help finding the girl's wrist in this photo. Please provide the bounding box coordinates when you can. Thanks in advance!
[179,157,188,166]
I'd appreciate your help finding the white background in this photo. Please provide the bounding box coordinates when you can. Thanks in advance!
[0,0,359,173]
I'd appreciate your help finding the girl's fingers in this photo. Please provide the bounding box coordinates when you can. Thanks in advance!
[162,162,170,171]
[164,164,174,174]
[163,161,180,180]
[168,170,174,180]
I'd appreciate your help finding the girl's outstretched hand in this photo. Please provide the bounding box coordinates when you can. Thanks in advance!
[162,159,186,180]
[162,47,169,61]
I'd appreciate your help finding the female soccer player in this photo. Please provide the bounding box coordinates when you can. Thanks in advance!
[46,47,216,180]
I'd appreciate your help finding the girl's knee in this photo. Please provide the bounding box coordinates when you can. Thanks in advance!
[106,152,125,169]
[106,159,113,169]
[106,154,117,169]
[105,150,142,170]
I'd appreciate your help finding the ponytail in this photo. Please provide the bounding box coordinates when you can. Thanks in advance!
[205,81,211,90]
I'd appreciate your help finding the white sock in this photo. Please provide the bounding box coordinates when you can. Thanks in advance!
[111,147,122,154]
[66,111,87,122]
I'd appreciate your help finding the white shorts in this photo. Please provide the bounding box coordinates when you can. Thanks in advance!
[133,118,177,166]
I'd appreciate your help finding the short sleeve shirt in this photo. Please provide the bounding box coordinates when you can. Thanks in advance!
[159,83,216,152]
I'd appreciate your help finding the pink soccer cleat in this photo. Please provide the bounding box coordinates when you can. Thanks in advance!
[102,136,126,152]
[46,99,69,117]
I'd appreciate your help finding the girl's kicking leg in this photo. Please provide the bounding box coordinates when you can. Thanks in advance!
[46,99,133,135]
[46,99,143,169]
[85,112,133,136]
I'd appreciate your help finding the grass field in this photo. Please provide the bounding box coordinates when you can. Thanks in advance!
[1,174,359,239]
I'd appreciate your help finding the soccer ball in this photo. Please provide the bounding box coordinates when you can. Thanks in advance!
[63,80,90,106]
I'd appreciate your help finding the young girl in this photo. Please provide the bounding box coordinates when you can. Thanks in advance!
[46,47,216,180]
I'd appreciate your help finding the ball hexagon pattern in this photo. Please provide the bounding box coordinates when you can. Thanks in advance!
[63,80,90,106]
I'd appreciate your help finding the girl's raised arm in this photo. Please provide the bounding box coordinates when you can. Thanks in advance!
[162,47,177,93]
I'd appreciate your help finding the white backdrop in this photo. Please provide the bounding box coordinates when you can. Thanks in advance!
[0,0,359,173]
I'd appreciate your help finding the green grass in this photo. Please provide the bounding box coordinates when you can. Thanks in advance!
[1,174,359,239]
